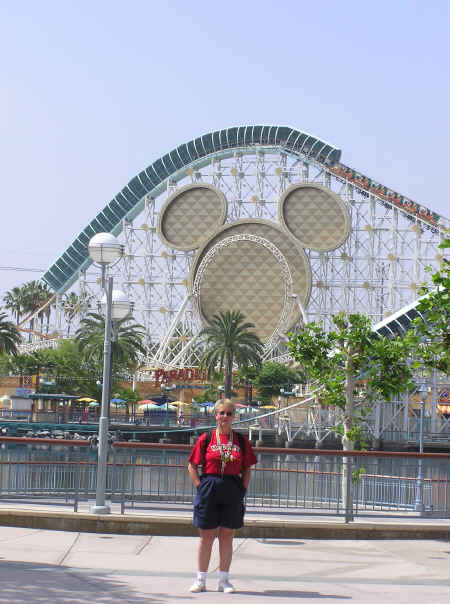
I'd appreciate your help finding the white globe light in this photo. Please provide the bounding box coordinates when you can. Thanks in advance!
[88,233,123,265]
[101,289,132,320]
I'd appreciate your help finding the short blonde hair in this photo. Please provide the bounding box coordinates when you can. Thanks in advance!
[214,398,236,414]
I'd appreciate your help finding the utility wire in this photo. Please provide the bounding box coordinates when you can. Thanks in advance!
[0,266,44,272]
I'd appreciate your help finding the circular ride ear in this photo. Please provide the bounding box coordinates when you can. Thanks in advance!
[278,183,350,253]
[188,218,311,340]
[157,183,227,251]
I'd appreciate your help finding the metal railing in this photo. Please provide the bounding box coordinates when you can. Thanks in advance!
[0,438,448,520]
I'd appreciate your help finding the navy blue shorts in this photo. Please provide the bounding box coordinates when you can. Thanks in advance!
[193,474,246,530]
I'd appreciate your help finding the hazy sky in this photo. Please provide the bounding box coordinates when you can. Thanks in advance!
[1,0,449,301]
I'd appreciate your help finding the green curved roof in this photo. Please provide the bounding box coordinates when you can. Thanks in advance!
[43,125,341,293]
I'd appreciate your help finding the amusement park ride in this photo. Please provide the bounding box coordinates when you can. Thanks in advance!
[14,125,449,444]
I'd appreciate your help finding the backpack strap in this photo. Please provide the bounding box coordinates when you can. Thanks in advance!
[201,430,247,471]
[201,431,212,466]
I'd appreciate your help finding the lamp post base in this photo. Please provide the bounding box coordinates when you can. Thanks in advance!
[91,504,111,515]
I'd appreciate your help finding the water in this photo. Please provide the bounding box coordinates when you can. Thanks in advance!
[0,442,448,514]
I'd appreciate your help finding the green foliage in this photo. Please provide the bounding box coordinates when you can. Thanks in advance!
[75,312,146,373]
[199,310,264,398]
[3,287,25,324]
[235,366,259,384]
[194,383,220,403]
[62,291,93,336]
[407,236,449,376]
[3,280,54,339]
[0,311,21,356]
[112,386,140,406]
[287,311,413,449]
[352,467,366,483]
[254,362,304,403]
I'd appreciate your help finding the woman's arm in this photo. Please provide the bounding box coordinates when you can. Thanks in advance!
[188,462,201,488]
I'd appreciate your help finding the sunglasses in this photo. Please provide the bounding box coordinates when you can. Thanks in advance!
[218,411,233,416]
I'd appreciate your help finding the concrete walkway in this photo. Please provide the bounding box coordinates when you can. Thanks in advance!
[0,499,449,540]
[0,525,449,604]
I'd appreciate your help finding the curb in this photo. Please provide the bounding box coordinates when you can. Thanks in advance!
[0,508,449,540]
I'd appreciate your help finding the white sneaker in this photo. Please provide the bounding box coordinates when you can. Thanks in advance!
[189,580,206,593]
[218,579,235,593]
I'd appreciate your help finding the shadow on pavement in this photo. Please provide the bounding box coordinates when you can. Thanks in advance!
[239,591,351,599]
[0,561,161,604]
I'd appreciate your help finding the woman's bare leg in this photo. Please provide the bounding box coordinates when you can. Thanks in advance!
[198,528,216,571]
[218,527,234,571]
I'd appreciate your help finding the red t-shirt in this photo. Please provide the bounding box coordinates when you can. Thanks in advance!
[188,431,257,475]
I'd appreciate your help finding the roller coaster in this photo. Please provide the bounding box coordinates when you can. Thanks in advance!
[17,126,447,359]
[11,125,449,447]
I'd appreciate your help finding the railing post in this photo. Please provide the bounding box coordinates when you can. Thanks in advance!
[120,447,126,515]
[74,447,81,512]
[130,447,136,509]
[111,445,117,500]
[414,399,425,513]
[344,454,354,523]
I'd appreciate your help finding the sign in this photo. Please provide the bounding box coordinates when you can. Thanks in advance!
[153,368,206,387]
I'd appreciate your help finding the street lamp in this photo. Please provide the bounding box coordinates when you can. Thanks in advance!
[88,232,131,515]
[161,384,177,438]
[414,386,429,513]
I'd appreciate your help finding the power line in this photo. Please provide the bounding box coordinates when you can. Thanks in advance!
[0,266,44,273]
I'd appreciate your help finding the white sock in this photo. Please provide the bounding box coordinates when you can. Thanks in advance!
[219,570,229,583]
[197,571,207,583]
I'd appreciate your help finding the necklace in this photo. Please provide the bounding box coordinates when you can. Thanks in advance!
[215,427,234,475]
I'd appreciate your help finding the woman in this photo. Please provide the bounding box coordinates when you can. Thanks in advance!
[187,398,257,594]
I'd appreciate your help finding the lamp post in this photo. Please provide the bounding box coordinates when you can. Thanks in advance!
[161,383,177,429]
[414,387,428,513]
[88,233,131,515]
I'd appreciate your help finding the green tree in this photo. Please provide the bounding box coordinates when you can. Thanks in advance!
[235,366,259,403]
[3,286,25,324]
[287,312,413,450]
[75,312,146,373]
[408,236,449,376]
[0,311,21,356]
[113,386,140,405]
[199,310,264,398]
[24,348,57,392]
[288,312,413,513]
[63,291,93,336]
[193,383,220,403]
[2,352,30,386]
[253,362,305,404]
[17,280,52,340]
[38,340,102,396]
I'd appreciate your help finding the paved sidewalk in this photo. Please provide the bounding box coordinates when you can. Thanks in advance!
[0,526,449,604]
[0,499,449,540]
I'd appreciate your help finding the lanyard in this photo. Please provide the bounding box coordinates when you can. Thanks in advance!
[215,427,234,476]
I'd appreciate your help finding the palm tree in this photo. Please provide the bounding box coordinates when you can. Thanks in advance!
[0,311,21,356]
[37,283,54,335]
[75,312,147,372]
[63,291,92,336]
[6,353,30,386]
[19,280,44,341]
[26,349,56,392]
[199,310,264,398]
[3,287,25,324]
